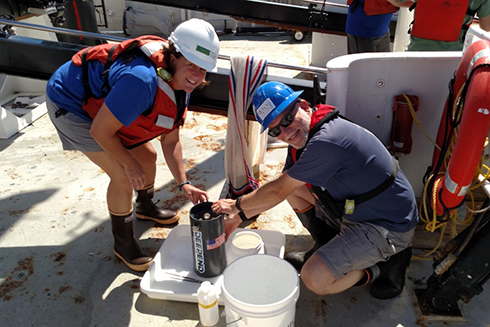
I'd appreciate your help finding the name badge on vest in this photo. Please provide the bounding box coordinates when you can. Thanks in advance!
[156,115,175,129]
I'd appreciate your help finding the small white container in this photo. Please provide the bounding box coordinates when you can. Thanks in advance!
[197,281,219,326]
[227,231,264,264]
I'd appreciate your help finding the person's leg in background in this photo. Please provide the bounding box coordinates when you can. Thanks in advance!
[347,32,391,54]
[375,31,391,52]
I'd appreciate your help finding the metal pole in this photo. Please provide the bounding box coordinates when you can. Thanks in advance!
[0,18,127,42]
[302,0,348,10]
[0,18,329,75]
[217,54,328,74]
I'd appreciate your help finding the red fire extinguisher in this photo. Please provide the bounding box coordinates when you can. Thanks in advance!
[388,94,419,155]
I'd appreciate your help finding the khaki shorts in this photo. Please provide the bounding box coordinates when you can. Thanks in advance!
[46,97,103,152]
[314,202,415,279]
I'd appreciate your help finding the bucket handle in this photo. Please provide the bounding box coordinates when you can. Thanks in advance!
[222,311,243,325]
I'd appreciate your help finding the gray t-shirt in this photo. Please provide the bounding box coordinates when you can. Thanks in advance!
[285,117,418,232]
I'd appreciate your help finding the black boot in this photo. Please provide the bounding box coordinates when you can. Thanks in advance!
[110,211,153,272]
[370,247,412,299]
[285,206,339,271]
[135,185,179,225]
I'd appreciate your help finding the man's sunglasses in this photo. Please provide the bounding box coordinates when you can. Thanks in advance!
[267,102,299,138]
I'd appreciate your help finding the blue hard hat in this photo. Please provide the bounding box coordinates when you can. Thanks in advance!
[252,82,304,133]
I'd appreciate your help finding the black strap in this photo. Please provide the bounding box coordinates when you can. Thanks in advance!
[310,155,398,219]
[100,45,118,95]
[350,0,363,13]
[174,90,187,126]
[81,45,119,105]
[310,185,344,219]
[348,156,398,205]
[238,211,248,222]
[308,108,339,139]
[54,108,68,118]
[81,49,93,106]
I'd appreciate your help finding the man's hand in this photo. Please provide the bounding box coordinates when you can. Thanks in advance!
[211,199,239,215]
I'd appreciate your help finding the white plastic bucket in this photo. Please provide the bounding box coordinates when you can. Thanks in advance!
[221,254,300,326]
[227,230,265,264]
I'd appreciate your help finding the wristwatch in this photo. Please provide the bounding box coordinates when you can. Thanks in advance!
[235,196,244,212]
[238,211,247,222]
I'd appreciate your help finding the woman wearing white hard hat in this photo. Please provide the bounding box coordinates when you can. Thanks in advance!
[46,19,220,272]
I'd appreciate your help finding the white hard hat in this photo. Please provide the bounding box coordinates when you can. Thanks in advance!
[168,18,220,72]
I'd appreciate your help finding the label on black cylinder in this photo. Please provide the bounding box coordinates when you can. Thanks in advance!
[192,229,206,274]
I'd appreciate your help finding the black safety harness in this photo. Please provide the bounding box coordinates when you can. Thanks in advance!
[295,108,398,220]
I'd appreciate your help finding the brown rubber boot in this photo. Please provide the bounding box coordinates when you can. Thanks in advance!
[110,210,153,272]
[135,185,179,225]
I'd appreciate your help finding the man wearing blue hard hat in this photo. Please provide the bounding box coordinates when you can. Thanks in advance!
[212,81,419,299]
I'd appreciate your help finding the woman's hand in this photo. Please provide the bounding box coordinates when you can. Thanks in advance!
[182,184,208,204]
[123,161,146,190]
[211,199,239,215]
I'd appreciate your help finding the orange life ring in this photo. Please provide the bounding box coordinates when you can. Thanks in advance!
[431,39,487,169]
[433,40,490,216]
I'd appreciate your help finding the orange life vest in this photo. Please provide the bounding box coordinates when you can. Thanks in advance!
[347,0,399,16]
[411,0,472,42]
[71,36,187,149]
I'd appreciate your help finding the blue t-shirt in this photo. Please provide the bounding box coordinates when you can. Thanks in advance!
[46,54,158,127]
[346,0,394,38]
[285,117,418,232]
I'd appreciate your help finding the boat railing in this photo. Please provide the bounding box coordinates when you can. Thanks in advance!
[0,17,329,76]
[464,24,490,52]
